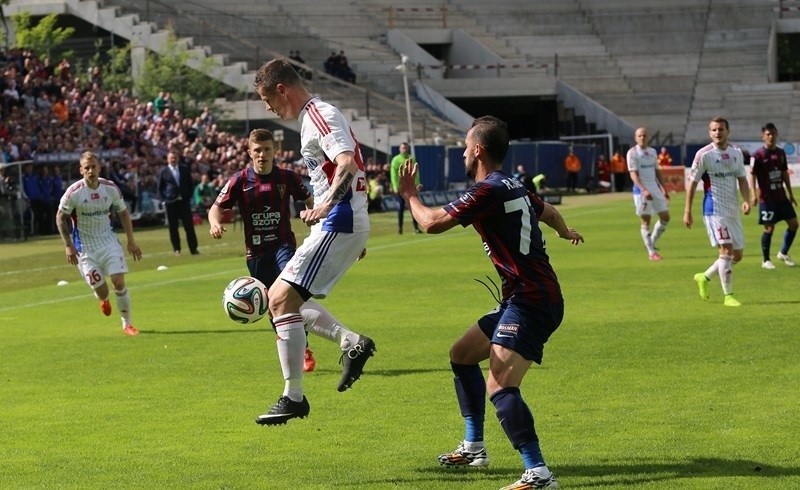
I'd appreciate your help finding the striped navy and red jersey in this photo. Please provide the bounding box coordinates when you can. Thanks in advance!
[750,146,790,204]
[214,167,311,258]
[443,171,562,304]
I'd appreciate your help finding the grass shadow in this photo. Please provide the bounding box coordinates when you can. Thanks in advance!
[370,458,800,488]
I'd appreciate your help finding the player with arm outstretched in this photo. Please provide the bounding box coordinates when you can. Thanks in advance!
[399,116,583,490]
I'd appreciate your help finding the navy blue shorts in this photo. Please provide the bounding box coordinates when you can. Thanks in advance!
[478,300,564,364]
[246,244,296,289]
[758,201,797,225]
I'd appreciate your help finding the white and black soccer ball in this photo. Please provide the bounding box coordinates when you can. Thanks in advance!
[222,276,269,324]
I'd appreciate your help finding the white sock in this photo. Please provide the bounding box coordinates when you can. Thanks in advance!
[273,313,306,402]
[116,288,132,327]
[652,220,668,247]
[718,256,733,295]
[704,259,720,279]
[640,225,654,254]
[463,440,485,451]
[300,300,360,350]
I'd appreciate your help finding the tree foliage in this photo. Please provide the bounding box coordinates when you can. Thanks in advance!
[12,12,75,58]
[133,25,229,117]
[9,13,227,118]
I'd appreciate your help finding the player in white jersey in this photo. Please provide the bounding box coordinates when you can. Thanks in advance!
[684,117,750,307]
[252,58,375,425]
[56,151,143,335]
[626,127,670,261]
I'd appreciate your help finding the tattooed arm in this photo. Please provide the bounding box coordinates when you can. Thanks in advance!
[56,208,79,265]
[299,151,356,226]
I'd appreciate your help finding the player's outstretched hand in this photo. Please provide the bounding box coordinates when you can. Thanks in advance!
[128,242,143,261]
[209,223,226,239]
[562,228,584,245]
[398,160,419,200]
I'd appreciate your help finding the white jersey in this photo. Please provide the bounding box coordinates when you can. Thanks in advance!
[626,145,659,194]
[299,97,370,233]
[688,143,747,218]
[59,178,127,253]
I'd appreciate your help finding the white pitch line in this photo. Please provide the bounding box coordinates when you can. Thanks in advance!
[2,204,602,313]
[0,268,241,313]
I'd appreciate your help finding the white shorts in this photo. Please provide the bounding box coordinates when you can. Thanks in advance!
[77,241,128,289]
[703,215,745,249]
[280,229,369,299]
[633,189,669,216]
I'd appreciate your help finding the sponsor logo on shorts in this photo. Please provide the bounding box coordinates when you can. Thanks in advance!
[496,323,519,339]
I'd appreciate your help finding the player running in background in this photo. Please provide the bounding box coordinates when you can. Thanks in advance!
[747,123,797,269]
[399,116,583,490]
[626,127,670,261]
[251,58,375,426]
[55,151,143,336]
[684,117,751,307]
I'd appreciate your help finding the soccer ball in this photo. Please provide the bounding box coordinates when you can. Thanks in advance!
[222,276,269,324]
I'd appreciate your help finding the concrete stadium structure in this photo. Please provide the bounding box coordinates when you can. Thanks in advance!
[8,0,800,153]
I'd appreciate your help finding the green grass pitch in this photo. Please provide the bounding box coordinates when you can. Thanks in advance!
[1,192,798,489]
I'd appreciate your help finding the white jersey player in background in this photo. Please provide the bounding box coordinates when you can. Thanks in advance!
[626,127,670,261]
[56,151,143,335]
[684,117,750,307]
[252,58,375,425]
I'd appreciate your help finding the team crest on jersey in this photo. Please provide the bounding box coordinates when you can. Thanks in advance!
[278,185,286,198]
[91,192,100,200]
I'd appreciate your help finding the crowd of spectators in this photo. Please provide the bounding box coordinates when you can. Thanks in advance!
[0,48,390,241]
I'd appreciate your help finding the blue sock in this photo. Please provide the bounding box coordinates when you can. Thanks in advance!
[465,415,485,442]
[782,229,797,254]
[519,440,545,469]
[451,362,486,442]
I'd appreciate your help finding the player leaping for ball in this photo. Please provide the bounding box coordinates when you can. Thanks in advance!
[56,151,143,336]
[250,58,375,426]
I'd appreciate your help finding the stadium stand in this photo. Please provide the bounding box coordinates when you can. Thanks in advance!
[5,0,800,149]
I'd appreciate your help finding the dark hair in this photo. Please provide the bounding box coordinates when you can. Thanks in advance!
[762,122,778,133]
[710,116,729,130]
[249,128,274,143]
[470,115,509,163]
[254,58,302,94]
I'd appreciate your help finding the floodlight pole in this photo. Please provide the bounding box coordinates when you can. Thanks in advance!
[399,54,415,155]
